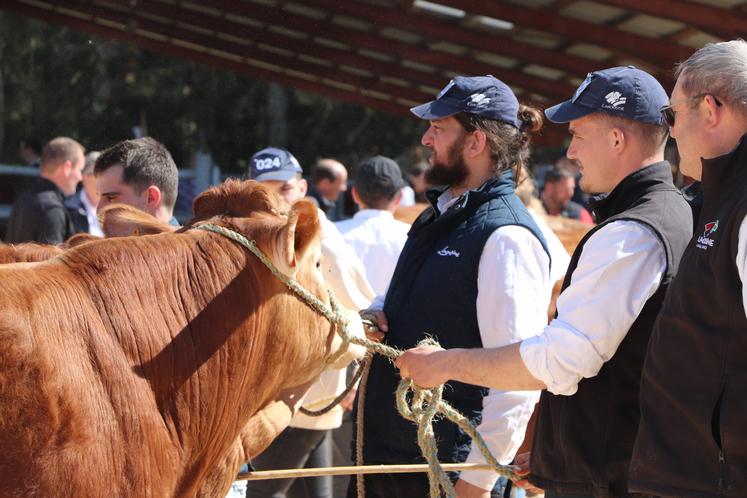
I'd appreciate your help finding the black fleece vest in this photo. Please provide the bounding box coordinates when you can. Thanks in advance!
[529,162,692,498]
[358,171,548,469]
[631,137,747,498]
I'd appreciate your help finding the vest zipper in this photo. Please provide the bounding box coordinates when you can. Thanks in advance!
[718,450,725,492]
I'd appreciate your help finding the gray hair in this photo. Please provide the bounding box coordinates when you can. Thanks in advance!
[675,40,747,114]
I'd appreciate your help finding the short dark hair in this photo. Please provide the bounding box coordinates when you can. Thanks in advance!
[454,104,543,180]
[95,137,179,210]
[310,159,343,184]
[544,167,574,185]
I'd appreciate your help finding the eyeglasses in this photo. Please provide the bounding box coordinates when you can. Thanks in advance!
[660,93,722,127]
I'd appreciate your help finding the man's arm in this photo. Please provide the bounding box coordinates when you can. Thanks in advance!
[397,221,666,395]
[457,226,550,492]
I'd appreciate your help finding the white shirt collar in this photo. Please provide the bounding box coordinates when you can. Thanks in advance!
[352,209,394,220]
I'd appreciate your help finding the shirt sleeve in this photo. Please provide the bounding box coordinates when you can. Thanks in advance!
[520,220,666,396]
[737,213,747,321]
[460,225,551,490]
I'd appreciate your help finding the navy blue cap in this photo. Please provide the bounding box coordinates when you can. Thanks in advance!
[410,75,522,128]
[248,147,303,182]
[545,66,668,125]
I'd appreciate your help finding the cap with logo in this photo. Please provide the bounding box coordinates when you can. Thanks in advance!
[410,75,522,128]
[247,147,303,182]
[544,66,668,125]
[355,156,405,199]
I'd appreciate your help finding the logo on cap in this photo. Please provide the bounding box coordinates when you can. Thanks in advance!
[604,91,627,108]
[468,92,491,109]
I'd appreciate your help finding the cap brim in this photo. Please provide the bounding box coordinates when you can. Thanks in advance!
[544,100,595,124]
[252,170,299,182]
[410,99,460,120]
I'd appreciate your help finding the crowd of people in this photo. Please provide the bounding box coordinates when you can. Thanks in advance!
[2,38,746,498]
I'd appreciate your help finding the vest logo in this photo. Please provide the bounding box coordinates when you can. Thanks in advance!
[696,220,719,250]
[437,245,460,258]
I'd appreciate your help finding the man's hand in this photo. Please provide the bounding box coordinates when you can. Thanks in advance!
[512,452,543,494]
[359,309,388,342]
[394,344,449,387]
[455,478,490,498]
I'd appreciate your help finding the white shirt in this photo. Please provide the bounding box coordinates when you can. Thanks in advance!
[738,214,747,319]
[290,209,375,431]
[80,189,103,237]
[530,211,571,283]
[336,210,410,296]
[370,189,553,490]
[520,220,667,396]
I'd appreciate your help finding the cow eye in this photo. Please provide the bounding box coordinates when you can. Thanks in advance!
[316,260,321,269]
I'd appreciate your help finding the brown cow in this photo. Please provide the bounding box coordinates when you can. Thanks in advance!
[0,179,365,497]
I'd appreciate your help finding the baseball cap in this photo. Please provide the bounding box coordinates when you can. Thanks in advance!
[545,66,668,125]
[355,156,405,199]
[410,75,522,128]
[247,147,302,182]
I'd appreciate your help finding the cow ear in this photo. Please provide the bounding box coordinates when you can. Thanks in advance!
[278,199,321,268]
[99,204,176,237]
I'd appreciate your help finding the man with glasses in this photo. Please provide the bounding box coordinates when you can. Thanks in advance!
[631,40,747,497]
[396,66,692,498]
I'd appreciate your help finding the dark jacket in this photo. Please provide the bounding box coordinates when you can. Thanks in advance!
[631,137,747,498]
[359,172,548,472]
[529,162,692,498]
[5,177,76,244]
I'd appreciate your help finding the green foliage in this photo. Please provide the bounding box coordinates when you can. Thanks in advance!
[0,11,424,173]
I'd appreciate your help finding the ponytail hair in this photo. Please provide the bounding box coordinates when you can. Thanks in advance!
[455,103,544,182]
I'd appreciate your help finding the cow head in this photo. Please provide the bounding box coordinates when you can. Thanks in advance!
[189,179,363,384]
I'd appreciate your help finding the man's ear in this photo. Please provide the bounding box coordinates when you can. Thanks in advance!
[703,94,723,130]
[60,160,73,177]
[465,130,487,158]
[144,185,163,209]
[610,127,625,154]
[351,186,362,206]
[298,178,308,197]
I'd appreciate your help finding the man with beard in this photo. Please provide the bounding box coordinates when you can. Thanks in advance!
[396,67,693,498]
[351,76,553,498]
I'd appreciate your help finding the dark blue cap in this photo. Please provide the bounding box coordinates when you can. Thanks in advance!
[248,147,303,182]
[410,75,522,128]
[545,66,668,125]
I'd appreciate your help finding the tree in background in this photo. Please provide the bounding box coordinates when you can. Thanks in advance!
[0,11,424,175]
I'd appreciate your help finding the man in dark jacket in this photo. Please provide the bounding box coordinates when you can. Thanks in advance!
[630,39,747,498]
[5,137,84,244]
[354,75,553,498]
[397,67,693,498]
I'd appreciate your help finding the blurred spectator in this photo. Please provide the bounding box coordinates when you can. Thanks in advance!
[556,156,590,208]
[405,160,429,204]
[94,137,179,225]
[542,167,594,224]
[245,147,373,498]
[5,137,84,244]
[67,151,103,236]
[308,158,348,221]
[336,156,410,296]
[18,136,42,168]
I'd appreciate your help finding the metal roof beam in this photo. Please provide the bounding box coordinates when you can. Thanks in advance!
[594,0,744,41]
[437,0,693,66]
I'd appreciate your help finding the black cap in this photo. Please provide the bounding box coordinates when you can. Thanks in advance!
[355,156,405,199]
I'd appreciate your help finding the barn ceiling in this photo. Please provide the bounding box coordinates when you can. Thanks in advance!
[2,0,745,144]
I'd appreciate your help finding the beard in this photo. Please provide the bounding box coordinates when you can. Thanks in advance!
[425,135,469,187]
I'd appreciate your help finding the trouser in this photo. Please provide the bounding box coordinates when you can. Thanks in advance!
[345,472,508,497]
[246,427,332,498]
